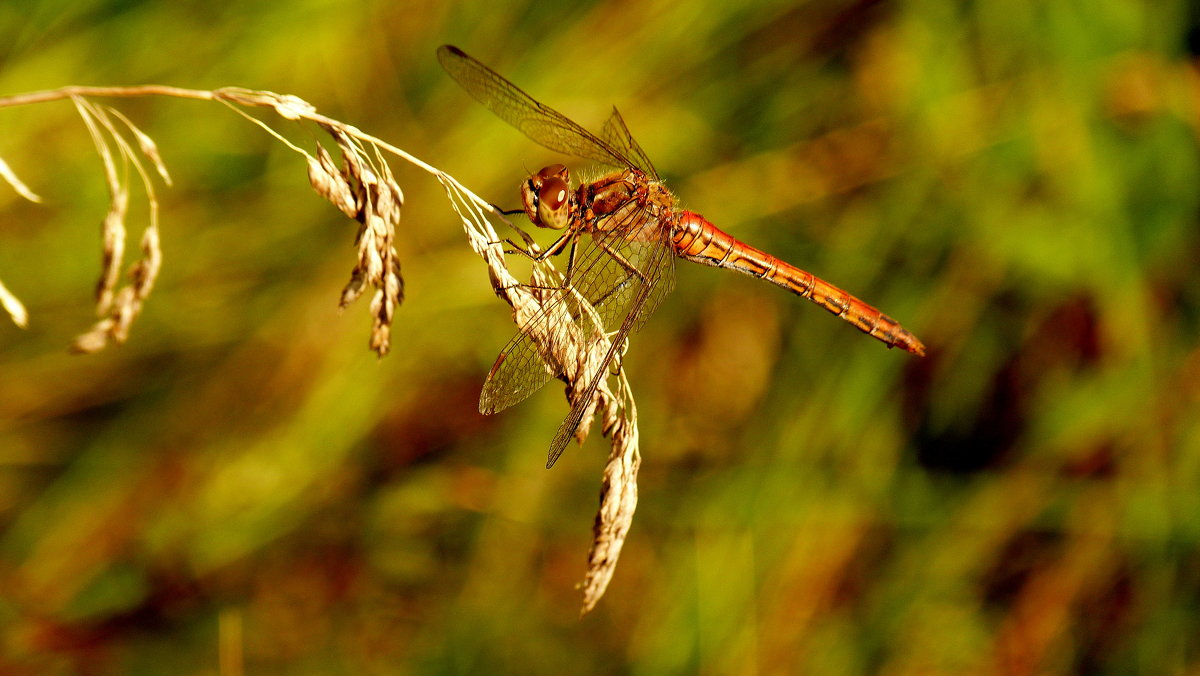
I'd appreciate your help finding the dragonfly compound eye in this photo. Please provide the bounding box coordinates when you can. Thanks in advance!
[537,176,570,229]
[538,164,567,179]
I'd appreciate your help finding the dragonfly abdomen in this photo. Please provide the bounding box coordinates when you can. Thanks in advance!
[672,211,925,356]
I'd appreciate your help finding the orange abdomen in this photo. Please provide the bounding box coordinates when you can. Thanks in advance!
[670,211,925,356]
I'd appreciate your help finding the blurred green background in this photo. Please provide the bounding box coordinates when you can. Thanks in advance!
[2,0,1198,673]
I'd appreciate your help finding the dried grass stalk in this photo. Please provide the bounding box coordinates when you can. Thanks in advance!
[0,83,641,613]
[321,131,405,356]
[67,97,163,352]
[581,373,640,614]
[438,176,638,613]
[213,89,408,357]
[0,278,28,328]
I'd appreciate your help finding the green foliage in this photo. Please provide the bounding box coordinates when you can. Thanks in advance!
[1,0,1197,672]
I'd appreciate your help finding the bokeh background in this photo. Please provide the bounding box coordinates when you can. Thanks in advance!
[2,0,1198,673]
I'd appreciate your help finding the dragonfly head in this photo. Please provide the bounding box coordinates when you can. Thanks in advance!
[522,164,572,230]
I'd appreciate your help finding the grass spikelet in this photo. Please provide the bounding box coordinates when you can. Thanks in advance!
[0,81,641,612]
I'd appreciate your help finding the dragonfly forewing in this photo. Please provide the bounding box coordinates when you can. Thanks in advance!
[440,44,927,469]
[479,213,673,415]
[437,45,636,171]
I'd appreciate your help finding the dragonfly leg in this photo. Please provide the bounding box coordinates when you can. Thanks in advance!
[501,237,534,257]
[594,238,648,283]
[573,238,652,317]
[500,232,580,296]
[502,230,572,260]
[560,237,581,289]
[490,202,525,216]
[531,231,575,262]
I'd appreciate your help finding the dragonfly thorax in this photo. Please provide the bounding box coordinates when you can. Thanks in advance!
[522,164,574,230]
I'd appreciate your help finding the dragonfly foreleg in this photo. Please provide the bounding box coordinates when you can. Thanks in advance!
[500,230,575,263]
[490,202,525,217]
[501,237,535,257]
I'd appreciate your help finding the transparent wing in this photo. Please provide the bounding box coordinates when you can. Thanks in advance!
[569,227,675,335]
[442,44,674,444]
[476,301,560,415]
[601,107,657,178]
[479,203,675,415]
[438,45,639,171]
[544,225,675,468]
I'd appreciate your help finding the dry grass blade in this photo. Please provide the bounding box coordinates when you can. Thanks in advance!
[0,278,29,328]
[0,156,42,203]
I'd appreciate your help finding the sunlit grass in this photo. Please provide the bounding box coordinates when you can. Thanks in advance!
[0,0,1197,673]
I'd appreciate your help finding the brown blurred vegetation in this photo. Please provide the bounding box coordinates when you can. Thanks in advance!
[1,0,1199,673]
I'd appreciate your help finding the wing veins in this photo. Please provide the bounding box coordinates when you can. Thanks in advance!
[544,228,673,468]
[438,45,639,171]
[479,196,673,414]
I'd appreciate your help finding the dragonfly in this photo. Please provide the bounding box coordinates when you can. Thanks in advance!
[438,45,925,469]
